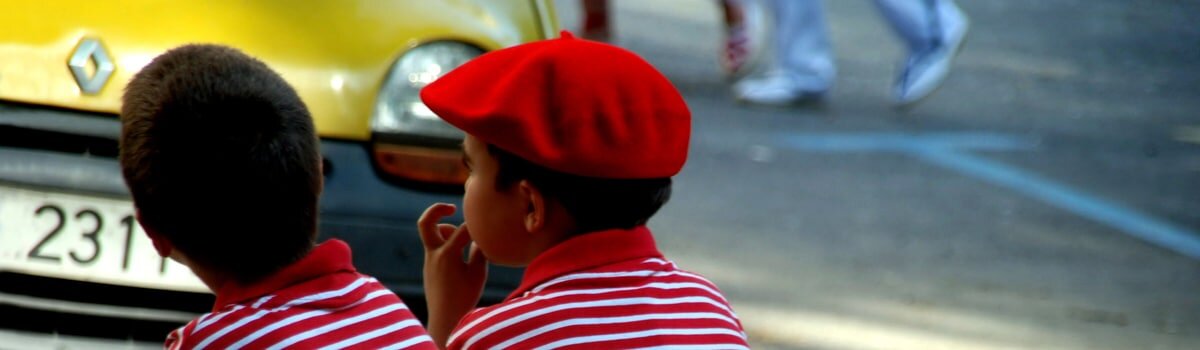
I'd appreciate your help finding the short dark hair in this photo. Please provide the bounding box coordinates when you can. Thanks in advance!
[119,44,321,283]
[488,145,671,235]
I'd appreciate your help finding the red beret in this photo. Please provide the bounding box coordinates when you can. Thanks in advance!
[420,31,690,179]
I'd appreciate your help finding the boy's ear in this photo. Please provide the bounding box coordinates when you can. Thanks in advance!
[135,209,174,258]
[518,180,545,233]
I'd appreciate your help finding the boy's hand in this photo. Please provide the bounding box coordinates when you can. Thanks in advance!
[418,203,487,348]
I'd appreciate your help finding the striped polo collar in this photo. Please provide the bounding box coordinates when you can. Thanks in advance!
[212,239,356,312]
[509,226,665,300]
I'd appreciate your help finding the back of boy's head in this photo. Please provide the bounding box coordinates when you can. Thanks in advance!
[120,44,320,283]
[421,31,690,234]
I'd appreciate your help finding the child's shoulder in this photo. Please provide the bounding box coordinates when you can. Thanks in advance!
[447,256,746,349]
[541,256,725,292]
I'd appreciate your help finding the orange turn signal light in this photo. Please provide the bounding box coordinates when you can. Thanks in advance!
[372,144,467,185]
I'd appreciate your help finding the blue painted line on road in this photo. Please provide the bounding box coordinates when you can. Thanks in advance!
[913,148,1200,260]
[782,132,1200,260]
[782,132,1039,152]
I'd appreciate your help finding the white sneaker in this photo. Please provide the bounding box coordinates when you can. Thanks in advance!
[893,2,969,106]
[734,73,826,106]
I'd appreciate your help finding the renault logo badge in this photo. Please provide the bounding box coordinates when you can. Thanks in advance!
[68,38,115,95]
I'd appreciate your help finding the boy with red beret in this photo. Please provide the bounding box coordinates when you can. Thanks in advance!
[416,32,750,349]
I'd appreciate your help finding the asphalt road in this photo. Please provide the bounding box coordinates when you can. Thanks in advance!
[556,0,1200,349]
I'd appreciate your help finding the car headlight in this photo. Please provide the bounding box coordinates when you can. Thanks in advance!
[372,41,482,139]
[370,42,483,186]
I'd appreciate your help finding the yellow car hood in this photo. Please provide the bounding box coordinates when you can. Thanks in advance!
[0,0,555,140]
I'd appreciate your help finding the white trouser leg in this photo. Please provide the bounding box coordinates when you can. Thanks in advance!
[873,0,964,55]
[771,0,836,92]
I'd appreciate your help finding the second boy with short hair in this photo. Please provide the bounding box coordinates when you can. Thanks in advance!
[417,32,750,349]
[120,44,435,349]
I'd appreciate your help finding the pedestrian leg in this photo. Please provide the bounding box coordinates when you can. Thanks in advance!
[873,0,969,106]
[733,0,835,105]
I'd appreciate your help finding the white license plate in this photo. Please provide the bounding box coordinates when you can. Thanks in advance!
[0,186,206,292]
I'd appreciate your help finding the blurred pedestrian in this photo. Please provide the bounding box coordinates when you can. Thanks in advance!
[734,0,969,106]
[582,0,759,76]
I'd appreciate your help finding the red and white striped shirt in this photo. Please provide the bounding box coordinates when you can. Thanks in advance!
[165,239,435,350]
[447,226,749,349]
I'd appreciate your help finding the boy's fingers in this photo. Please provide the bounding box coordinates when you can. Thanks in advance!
[417,203,456,249]
[446,223,474,253]
[437,224,457,241]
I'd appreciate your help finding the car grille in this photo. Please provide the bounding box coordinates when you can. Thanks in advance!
[0,272,211,342]
[0,101,120,159]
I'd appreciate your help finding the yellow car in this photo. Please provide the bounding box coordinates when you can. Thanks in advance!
[0,0,556,345]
